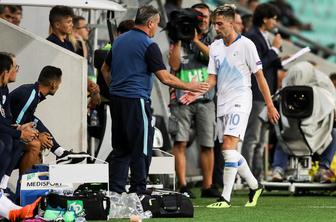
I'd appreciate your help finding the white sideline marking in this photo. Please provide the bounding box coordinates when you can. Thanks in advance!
[303,206,336,209]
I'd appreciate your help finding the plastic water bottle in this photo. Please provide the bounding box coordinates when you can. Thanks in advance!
[140,210,153,219]
[75,217,87,222]
[90,110,99,126]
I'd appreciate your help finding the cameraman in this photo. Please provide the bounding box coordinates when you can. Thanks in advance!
[169,3,219,198]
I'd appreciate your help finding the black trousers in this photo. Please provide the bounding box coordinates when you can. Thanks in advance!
[107,96,154,194]
[0,133,25,179]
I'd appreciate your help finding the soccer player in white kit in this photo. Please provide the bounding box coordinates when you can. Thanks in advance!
[180,4,279,208]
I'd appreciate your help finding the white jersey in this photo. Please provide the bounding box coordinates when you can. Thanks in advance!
[208,35,262,117]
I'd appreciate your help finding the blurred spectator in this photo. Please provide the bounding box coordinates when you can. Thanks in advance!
[247,0,259,12]
[236,0,248,7]
[72,16,100,109]
[242,3,283,180]
[12,5,22,26]
[116,19,135,35]
[47,6,100,109]
[164,0,182,19]
[0,5,16,24]
[330,73,336,88]
[233,12,244,34]
[67,32,78,53]
[269,0,312,31]
[73,16,90,57]
[242,13,253,33]
[47,5,75,51]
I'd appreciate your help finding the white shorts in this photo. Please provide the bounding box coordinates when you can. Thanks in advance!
[216,92,252,142]
[216,112,250,142]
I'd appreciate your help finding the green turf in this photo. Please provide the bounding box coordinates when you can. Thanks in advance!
[94,189,336,222]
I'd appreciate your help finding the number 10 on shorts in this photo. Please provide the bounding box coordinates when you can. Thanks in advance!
[226,113,240,127]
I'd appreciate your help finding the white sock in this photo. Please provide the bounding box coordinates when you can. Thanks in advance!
[237,154,258,190]
[0,175,9,190]
[222,150,240,202]
[53,147,66,157]
[0,192,21,219]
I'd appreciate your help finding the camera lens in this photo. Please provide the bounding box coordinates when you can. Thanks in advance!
[176,22,194,41]
[166,8,203,42]
[287,93,309,112]
[281,86,313,118]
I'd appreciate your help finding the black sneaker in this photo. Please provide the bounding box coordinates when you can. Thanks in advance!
[201,185,221,198]
[245,183,264,207]
[56,150,90,164]
[179,185,196,199]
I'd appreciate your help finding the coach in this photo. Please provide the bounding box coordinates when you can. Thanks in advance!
[104,5,209,194]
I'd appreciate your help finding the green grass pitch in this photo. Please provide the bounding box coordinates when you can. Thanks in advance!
[93,189,336,222]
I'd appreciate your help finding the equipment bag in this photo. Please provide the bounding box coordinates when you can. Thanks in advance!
[141,193,193,218]
[41,190,110,220]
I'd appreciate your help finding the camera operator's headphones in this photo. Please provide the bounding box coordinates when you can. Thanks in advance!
[191,3,212,27]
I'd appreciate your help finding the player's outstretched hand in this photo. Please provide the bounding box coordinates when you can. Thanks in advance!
[179,91,202,105]
[267,105,280,124]
[188,76,209,93]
